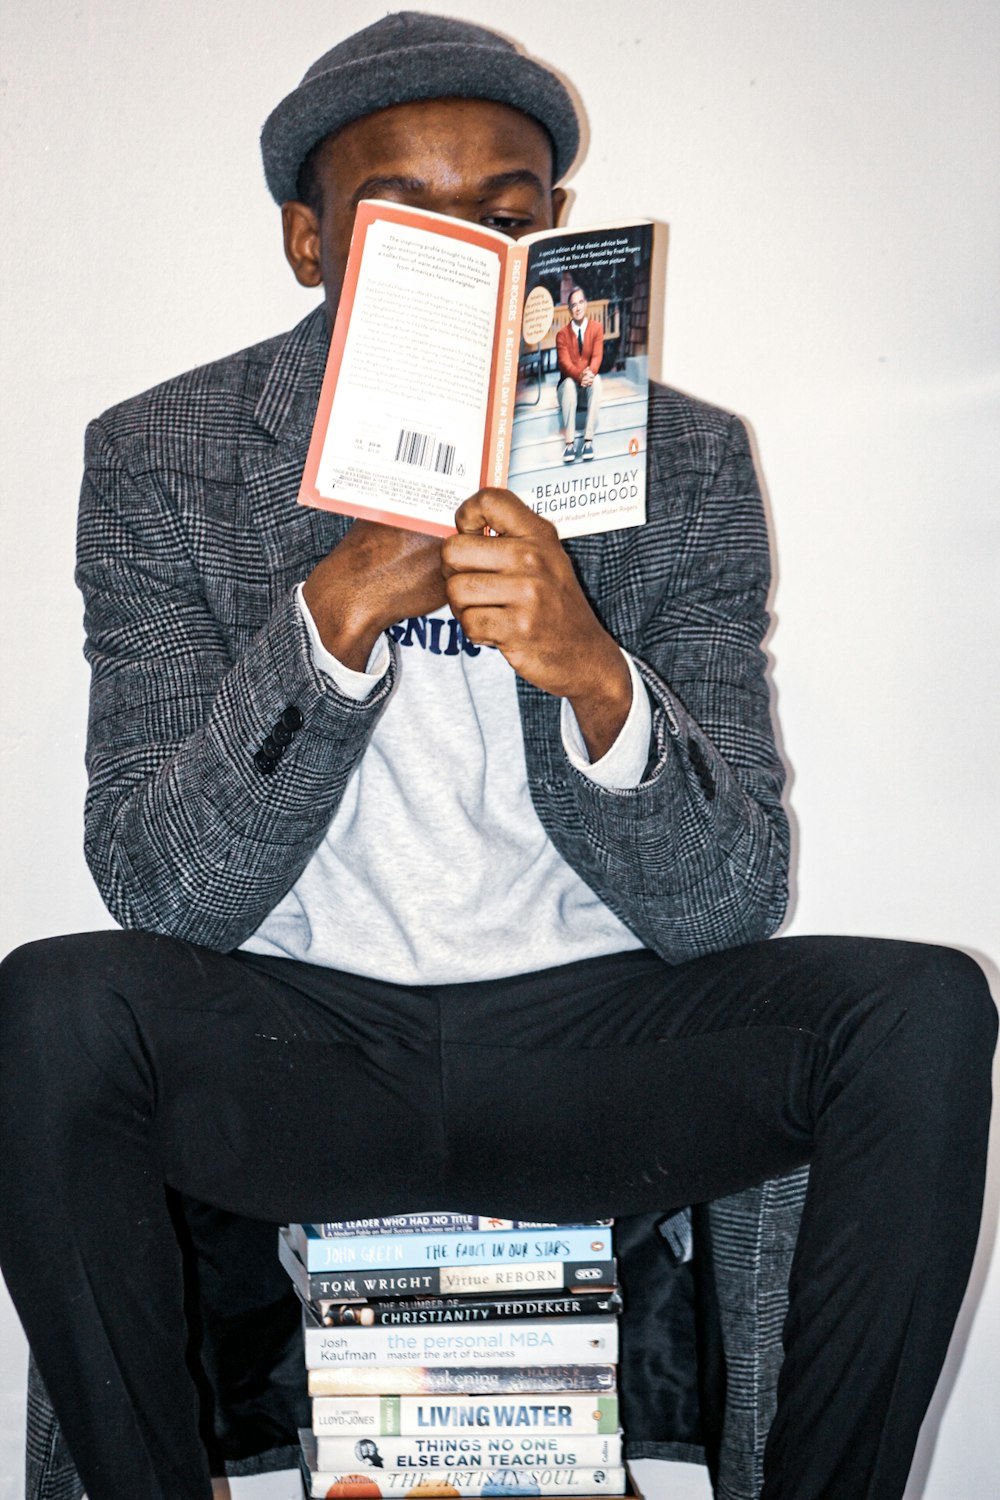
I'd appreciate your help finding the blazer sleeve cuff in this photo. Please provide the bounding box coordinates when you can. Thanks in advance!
[203,587,397,799]
[560,651,652,789]
[294,582,391,699]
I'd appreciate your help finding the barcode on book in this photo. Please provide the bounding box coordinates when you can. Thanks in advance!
[434,441,456,476]
[395,429,456,477]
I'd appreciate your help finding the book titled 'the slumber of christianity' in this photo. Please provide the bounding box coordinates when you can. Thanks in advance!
[298,201,655,541]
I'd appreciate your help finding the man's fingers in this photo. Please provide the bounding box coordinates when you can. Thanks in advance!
[452,605,511,649]
[441,533,522,577]
[446,569,522,612]
[454,488,555,540]
[445,489,560,578]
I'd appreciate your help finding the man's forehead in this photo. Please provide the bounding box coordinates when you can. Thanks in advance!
[321,98,557,197]
[344,169,552,211]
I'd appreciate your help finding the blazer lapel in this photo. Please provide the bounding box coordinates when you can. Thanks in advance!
[241,305,352,592]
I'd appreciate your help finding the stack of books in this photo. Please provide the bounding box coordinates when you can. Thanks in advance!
[278,1214,627,1498]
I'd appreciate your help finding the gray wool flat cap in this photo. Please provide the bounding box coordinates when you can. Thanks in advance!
[260,11,581,204]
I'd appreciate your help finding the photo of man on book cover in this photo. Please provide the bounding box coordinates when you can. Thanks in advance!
[509,224,653,537]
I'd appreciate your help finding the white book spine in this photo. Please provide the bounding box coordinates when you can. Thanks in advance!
[304,1318,618,1369]
[312,1431,622,1469]
[310,1394,620,1436]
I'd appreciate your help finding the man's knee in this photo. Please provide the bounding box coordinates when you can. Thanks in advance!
[2,929,158,1006]
[904,942,997,1065]
[0,931,169,1093]
[866,940,995,1039]
[858,940,998,1117]
[1,933,97,1041]
[802,935,994,1044]
[779,936,995,1124]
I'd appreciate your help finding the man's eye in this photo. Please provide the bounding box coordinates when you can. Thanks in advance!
[483,215,533,233]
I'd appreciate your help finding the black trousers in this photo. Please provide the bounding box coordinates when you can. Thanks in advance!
[0,932,994,1500]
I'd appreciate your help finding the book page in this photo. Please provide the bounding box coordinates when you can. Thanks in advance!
[311,217,501,530]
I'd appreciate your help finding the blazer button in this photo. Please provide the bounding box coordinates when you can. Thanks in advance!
[272,722,292,747]
[254,749,278,775]
[281,705,304,732]
[261,734,281,759]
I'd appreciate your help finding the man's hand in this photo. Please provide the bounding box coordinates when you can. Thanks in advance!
[580,369,595,388]
[441,490,632,761]
[303,521,447,670]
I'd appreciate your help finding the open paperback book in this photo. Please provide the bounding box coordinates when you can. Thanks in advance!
[298,202,654,540]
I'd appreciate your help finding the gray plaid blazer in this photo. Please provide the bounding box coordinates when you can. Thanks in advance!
[76,305,789,959]
[26,307,808,1498]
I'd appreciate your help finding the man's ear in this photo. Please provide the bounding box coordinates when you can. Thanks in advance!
[282,201,323,287]
[551,187,569,226]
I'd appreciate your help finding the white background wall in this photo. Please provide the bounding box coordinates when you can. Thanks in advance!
[1,2,997,1496]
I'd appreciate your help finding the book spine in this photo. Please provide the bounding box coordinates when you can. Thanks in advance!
[290,1224,612,1272]
[307,1366,618,1397]
[304,1319,618,1370]
[280,1233,616,1300]
[483,241,529,490]
[313,1217,608,1238]
[312,1263,617,1302]
[302,1458,627,1496]
[310,1394,620,1437]
[311,1431,623,1470]
[312,1292,623,1326]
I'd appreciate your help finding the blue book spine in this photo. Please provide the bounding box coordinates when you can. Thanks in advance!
[289,1224,613,1273]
